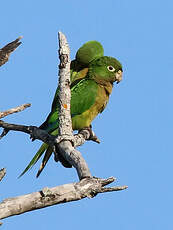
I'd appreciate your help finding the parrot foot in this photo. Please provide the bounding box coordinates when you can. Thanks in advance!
[79,127,101,144]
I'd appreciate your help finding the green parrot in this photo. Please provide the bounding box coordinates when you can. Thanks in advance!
[20,41,123,178]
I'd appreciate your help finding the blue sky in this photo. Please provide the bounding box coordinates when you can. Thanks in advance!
[0,0,173,229]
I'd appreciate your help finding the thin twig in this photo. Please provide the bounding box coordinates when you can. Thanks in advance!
[0,168,6,182]
[0,103,31,119]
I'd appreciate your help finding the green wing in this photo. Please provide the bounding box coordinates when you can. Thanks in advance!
[71,79,98,117]
[41,78,98,132]
[40,66,89,132]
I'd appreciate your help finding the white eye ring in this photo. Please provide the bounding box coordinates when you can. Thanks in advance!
[107,65,115,72]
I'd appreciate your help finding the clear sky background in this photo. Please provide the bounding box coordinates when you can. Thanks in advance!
[0,0,172,229]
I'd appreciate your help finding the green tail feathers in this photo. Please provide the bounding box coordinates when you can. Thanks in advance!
[19,143,49,178]
[36,146,53,178]
[19,129,58,178]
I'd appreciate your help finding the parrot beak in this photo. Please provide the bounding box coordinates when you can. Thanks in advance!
[115,69,123,84]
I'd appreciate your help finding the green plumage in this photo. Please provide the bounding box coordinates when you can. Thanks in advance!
[20,41,123,177]
[76,40,104,65]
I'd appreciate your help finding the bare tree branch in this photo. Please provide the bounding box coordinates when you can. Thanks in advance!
[56,32,92,179]
[0,120,95,147]
[0,103,31,119]
[0,177,127,220]
[58,32,73,137]
[0,37,22,67]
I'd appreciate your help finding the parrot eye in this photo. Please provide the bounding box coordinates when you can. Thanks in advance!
[107,66,115,72]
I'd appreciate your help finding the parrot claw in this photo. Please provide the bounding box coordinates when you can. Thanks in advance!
[89,130,101,143]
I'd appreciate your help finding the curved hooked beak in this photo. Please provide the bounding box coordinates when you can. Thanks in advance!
[115,69,123,84]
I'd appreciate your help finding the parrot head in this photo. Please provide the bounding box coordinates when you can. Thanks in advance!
[75,41,104,66]
[88,56,123,84]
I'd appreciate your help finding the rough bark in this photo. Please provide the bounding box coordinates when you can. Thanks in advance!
[56,32,91,179]
[0,37,22,67]
[0,177,127,220]
[58,32,73,136]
